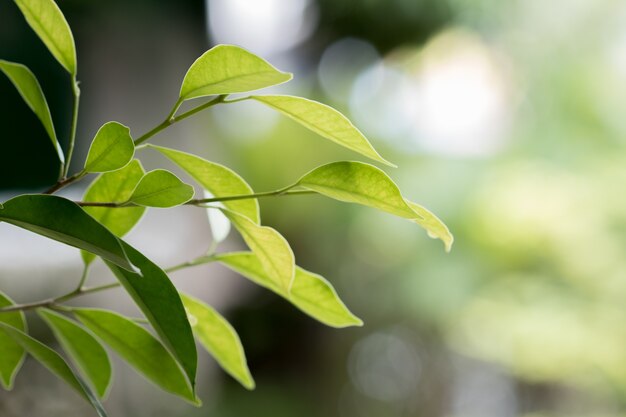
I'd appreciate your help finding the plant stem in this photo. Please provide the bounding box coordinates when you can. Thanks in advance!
[62,76,81,179]
[43,170,86,194]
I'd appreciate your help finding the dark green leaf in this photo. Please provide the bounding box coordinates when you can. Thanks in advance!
[84,122,134,173]
[129,169,195,208]
[73,308,198,405]
[180,45,292,100]
[0,59,64,164]
[181,294,254,389]
[38,309,112,398]
[216,252,363,328]
[0,292,26,390]
[0,195,135,272]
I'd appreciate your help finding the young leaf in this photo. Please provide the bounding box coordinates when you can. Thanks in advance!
[179,45,292,101]
[13,0,77,75]
[0,323,107,416]
[81,160,146,265]
[222,209,295,292]
[252,95,394,167]
[0,291,27,390]
[129,169,195,208]
[0,194,135,272]
[0,60,64,164]
[215,252,363,328]
[148,145,260,223]
[181,294,254,390]
[405,200,454,252]
[38,309,112,399]
[73,308,198,405]
[84,122,134,173]
[103,241,197,390]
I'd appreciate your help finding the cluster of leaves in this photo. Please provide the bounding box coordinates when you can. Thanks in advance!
[0,0,452,415]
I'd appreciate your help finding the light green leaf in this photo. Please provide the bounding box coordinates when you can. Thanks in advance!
[38,309,112,399]
[0,59,64,164]
[148,145,259,223]
[81,160,146,265]
[129,169,195,208]
[252,95,394,167]
[405,200,454,252]
[84,122,134,173]
[215,252,363,328]
[181,294,254,390]
[73,308,198,405]
[0,323,107,416]
[0,292,26,390]
[180,45,292,100]
[104,241,197,390]
[222,209,294,292]
[0,194,135,272]
[13,0,77,74]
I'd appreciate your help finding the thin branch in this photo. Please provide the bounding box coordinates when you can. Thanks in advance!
[62,77,81,179]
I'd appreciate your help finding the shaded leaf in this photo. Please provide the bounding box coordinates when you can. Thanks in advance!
[222,209,294,292]
[405,200,454,252]
[0,195,135,272]
[38,309,112,398]
[181,294,254,389]
[0,59,63,163]
[103,241,197,390]
[0,292,26,390]
[180,45,292,100]
[13,0,77,74]
[252,95,394,166]
[129,169,194,208]
[81,160,146,265]
[216,252,362,328]
[149,145,259,223]
[0,323,107,416]
[73,308,198,404]
[84,122,134,173]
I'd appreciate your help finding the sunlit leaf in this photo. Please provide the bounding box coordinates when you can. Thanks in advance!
[180,45,292,100]
[0,323,107,416]
[103,241,197,390]
[73,308,198,405]
[13,0,77,74]
[252,95,394,166]
[129,169,194,208]
[81,160,146,265]
[0,195,135,272]
[38,309,112,399]
[222,209,294,292]
[204,191,231,243]
[405,200,454,252]
[84,122,134,173]
[148,145,259,223]
[0,60,64,164]
[181,294,254,390]
[215,252,363,328]
[0,292,26,390]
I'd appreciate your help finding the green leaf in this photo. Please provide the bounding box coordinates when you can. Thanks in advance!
[181,294,254,390]
[81,160,146,265]
[84,122,134,173]
[215,252,363,328]
[13,0,77,74]
[148,145,259,223]
[129,169,195,208]
[0,194,135,272]
[252,95,394,167]
[0,323,108,416]
[0,59,64,164]
[0,292,26,390]
[405,200,454,252]
[180,45,292,100]
[103,241,197,391]
[73,308,198,404]
[38,309,112,399]
[222,209,295,292]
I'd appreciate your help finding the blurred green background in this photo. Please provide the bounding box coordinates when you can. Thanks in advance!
[3,0,626,416]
